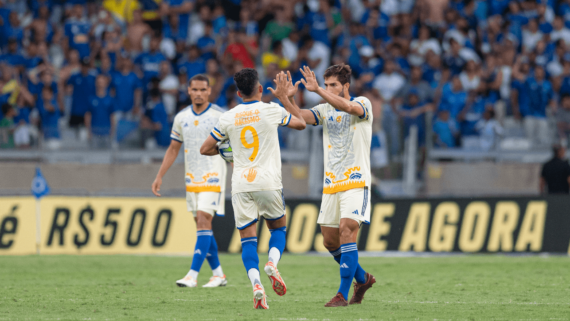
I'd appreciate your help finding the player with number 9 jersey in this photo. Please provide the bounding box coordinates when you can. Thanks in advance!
[201,68,306,310]
[211,101,291,195]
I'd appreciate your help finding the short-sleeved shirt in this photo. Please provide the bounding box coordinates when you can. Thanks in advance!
[541,157,570,194]
[88,95,115,136]
[310,96,373,194]
[171,103,227,194]
[211,101,291,194]
[111,71,142,112]
[67,71,97,116]
[64,18,91,58]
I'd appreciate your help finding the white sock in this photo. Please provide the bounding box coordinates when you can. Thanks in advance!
[247,268,261,288]
[268,247,281,266]
[187,270,199,279]
[212,266,224,277]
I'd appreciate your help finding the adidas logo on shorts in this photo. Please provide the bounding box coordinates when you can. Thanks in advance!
[211,201,216,205]
[340,263,349,268]
[352,210,359,215]
[194,249,202,255]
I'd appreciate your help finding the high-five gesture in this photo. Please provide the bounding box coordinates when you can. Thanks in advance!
[286,71,301,99]
[300,66,320,92]
[267,71,289,99]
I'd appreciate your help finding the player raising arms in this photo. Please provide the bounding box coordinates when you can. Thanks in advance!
[152,74,228,288]
[200,69,305,309]
[287,65,376,307]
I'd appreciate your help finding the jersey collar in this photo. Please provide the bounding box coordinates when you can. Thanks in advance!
[242,100,260,105]
[192,103,211,116]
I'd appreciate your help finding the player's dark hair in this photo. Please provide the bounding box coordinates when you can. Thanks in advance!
[324,64,352,85]
[233,68,258,97]
[189,74,210,87]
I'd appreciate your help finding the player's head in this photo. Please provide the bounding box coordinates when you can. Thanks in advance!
[188,74,211,106]
[233,68,262,100]
[323,64,352,98]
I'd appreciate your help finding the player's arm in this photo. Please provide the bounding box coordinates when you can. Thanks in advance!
[200,135,219,156]
[152,139,182,197]
[269,71,313,126]
[300,66,365,117]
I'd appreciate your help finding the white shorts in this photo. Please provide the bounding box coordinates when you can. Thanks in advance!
[186,192,222,217]
[317,187,371,227]
[232,190,285,230]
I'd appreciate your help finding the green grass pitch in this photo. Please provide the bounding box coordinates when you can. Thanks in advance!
[1,254,569,320]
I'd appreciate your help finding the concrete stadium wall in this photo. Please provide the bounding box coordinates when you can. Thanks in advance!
[0,163,310,198]
[0,162,542,198]
[425,162,541,197]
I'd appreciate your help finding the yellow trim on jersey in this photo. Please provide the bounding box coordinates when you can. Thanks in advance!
[323,181,366,194]
[186,185,221,193]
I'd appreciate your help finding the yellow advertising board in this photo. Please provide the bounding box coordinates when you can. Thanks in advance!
[0,197,196,255]
[0,197,36,255]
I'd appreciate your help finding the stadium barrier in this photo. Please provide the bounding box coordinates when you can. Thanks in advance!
[1,196,569,255]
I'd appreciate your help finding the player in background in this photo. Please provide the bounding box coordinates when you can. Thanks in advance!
[200,69,305,309]
[285,65,376,307]
[152,74,228,288]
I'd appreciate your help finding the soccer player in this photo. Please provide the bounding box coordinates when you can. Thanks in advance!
[287,65,377,307]
[200,69,306,309]
[151,74,228,288]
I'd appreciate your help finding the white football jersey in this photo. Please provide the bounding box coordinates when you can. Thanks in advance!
[211,101,292,194]
[171,103,228,213]
[310,96,373,194]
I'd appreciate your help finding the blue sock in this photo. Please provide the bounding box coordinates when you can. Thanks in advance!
[241,237,260,275]
[190,230,212,273]
[329,247,367,284]
[338,243,359,300]
[268,226,286,264]
[206,234,220,270]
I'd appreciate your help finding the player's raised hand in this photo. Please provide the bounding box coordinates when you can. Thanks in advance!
[286,71,301,98]
[268,71,288,98]
[300,66,319,92]
[151,177,162,197]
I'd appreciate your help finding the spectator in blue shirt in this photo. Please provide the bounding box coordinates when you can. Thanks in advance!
[458,94,488,136]
[85,75,115,149]
[162,13,186,44]
[67,58,97,128]
[161,0,193,41]
[37,87,61,146]
[64,5,92,59]
[196,22,216,61]
[2,12,24,48]
[525,65,554,146]
[443,39,466,76]
[511,56,532,119]
[439,76,467,118]
[111,56,142,117]
[399,91,428,147]
[144,88,170,147]
[433,110,459,148]
[0,39,26,70]
[135,35,167,90]
[177,45,206,80]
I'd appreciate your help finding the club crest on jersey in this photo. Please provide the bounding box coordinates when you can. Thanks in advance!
[336,116,342,123]
[194,120,199,126]
[349,173,362,180]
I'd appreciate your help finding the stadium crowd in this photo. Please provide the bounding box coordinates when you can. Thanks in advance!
[0,0,569,157]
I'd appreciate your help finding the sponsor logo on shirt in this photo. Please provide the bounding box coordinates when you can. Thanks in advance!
[234,109,260,126]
